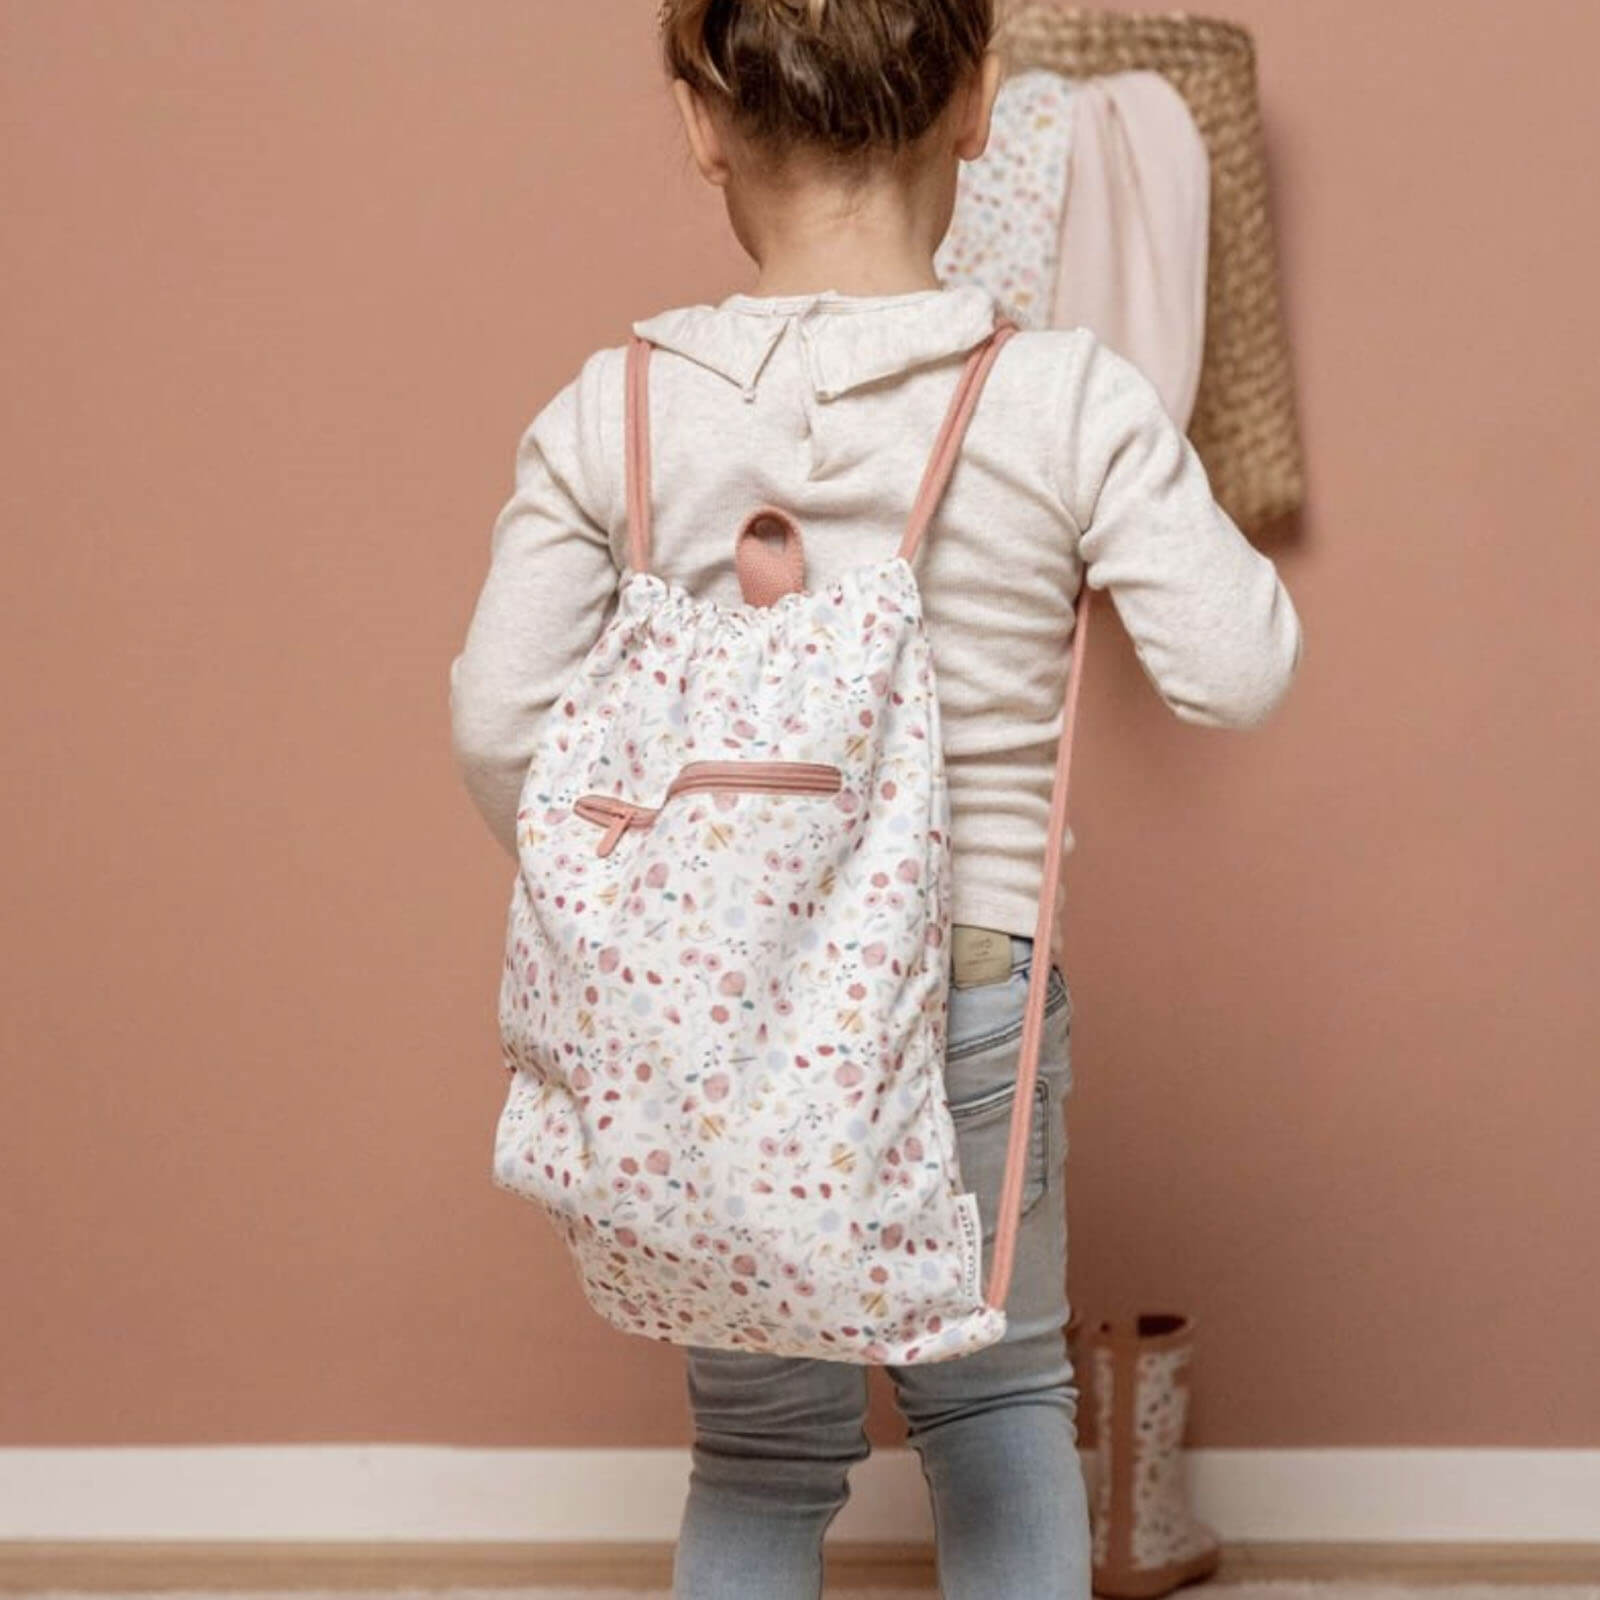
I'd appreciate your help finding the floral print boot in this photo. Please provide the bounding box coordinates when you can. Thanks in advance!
[1086,1312,1222,1597]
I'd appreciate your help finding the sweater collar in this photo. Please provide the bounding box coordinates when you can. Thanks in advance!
[630,283,1000,401]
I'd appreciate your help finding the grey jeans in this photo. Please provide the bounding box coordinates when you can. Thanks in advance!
[672,934,1090,1599]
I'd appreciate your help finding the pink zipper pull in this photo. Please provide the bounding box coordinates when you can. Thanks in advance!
[596,811,631,858]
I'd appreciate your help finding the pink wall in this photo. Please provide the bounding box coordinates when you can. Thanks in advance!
[2,0,1595,1449]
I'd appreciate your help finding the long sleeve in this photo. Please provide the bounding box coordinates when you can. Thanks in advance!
[448,348,621,859]
[1058,332,1303,728]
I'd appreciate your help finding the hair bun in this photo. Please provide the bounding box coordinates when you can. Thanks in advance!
[660,0,995,163]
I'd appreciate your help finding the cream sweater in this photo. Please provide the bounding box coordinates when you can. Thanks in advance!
[448,283,1303,937]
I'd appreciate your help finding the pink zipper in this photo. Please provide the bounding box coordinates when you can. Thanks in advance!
[574,760,843,857]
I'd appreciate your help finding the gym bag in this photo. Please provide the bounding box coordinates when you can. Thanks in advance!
[491,315,1092,1364]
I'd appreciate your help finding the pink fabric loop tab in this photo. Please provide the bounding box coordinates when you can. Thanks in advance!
[899,318,1019,564]
[735,507,807,606]
[625,336,654,575]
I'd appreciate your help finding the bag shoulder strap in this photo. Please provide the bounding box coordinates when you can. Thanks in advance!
[986,567,1092,1311]
[625,335,655,575]
[899,318,1019,563]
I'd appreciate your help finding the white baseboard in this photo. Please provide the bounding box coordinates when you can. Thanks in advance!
[2,1448,1598,1544]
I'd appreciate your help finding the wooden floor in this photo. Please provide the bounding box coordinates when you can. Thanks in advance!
[2,1542,1600,1592]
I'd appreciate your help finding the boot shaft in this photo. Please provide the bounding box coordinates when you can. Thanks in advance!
[1084,1312,1221,1598]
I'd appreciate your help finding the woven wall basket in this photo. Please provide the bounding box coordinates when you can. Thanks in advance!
[1001,5,1306,533]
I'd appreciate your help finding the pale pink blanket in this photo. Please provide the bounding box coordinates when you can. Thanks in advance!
[936,66,1209,429]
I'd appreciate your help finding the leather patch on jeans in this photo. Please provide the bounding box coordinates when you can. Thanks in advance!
[951,924,1012,988]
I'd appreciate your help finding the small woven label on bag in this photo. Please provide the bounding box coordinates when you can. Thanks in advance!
[956,1188,984,1307]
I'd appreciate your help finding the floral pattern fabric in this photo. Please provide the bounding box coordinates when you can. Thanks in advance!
[934,68,1079,329]
[492,555,1010,1364]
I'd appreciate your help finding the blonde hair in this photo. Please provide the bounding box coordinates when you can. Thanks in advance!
[659,0,995,172]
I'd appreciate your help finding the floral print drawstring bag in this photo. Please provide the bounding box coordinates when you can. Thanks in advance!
[490,315,1092,1365]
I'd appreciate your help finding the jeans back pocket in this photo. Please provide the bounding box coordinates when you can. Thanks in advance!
[943,962,1071,1239]
[947,1074,1052,1234]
